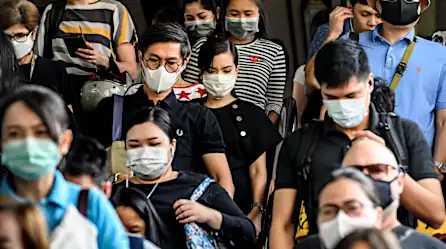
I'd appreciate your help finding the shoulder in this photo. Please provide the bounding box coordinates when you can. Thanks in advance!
[400,228,446,248]
[294,235,321,249]
[257,38,285,52]
[192,37,208,51]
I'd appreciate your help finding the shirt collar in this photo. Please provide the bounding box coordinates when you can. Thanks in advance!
[372,25,415,44]
[323,103,380,135]
[135,87,181,112]
[0,170,70,208]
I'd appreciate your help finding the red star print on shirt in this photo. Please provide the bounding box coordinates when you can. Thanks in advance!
[178,90,191,100]
[197,87,206,97]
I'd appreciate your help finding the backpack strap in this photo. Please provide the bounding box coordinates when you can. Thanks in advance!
[77,189,89,217]
[43,0,67,59]
[190,178,215,201]
[112,94,124,142]
[377,113,409,172]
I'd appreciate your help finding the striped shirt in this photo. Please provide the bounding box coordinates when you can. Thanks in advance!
[183,37,287,115]
[36,0,137,76]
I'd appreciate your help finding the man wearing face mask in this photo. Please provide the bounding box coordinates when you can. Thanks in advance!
[342,138,446,249]
[359,0,446,186]
[94,22,235,197]
[270,40,444,249]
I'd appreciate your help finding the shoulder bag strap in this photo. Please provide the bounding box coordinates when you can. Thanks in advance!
[190,177,215,201]
[390,37,417,91]
[77,189,89,217]
[378,113,409,172]
[112,94,124,142]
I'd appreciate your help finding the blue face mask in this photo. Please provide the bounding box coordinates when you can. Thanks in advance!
[1,137,61,181]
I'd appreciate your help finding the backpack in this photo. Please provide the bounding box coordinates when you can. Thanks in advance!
[292,112,412,238]
[184,177,218,249]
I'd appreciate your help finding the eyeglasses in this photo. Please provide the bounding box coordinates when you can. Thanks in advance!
[142,57,181,73]
[4,32,30,43]
[349,163,402,181]
[380,0,419,3]
[318,200,375,222]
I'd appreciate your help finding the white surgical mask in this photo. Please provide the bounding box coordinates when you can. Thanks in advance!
[142,65,184,93]
[126,146,174,179]
[184,19,216,37]
[202,74,236,98]
[11,33,34,59]
[318,210,378,249]
[323,87,369,128]
[225,16,259,40]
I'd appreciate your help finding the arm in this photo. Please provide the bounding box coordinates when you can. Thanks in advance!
[434,109,446,179]
[202,153,235,198]
[265,46,287,124]
[115,43,137,80]
[401,119,445,228]
[293,65,308,127]
[88,189,130,249]
[247,153,268,232]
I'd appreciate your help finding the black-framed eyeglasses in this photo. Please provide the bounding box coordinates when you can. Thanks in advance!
[318,200,375,222]
[380,0,419,3]
[142,57,181,73]
[4,32,31,43]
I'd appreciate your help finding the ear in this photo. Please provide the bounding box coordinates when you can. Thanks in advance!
[420,0,430,13]
[32,27,38,41]
[234,65,240,78]
[396,172,405,194]
[374,206,384,229]
[59,129,73,156]
[102,181,113,199]
[138,50,144,64]
[367,73,374,93]
[184,54,192,66]
[171,138,177,153]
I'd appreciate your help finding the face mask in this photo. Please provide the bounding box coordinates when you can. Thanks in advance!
[11,33,34,59]
[370,176,399,208]
[202,74,236,98]
[225,16,259,40]
[126,146,173,179]
[318,210,378,249]
[142,65,183,93]
[380,0,420,26]
[1,137,61,181]
[323,86,369,128]
[184,19,216,38]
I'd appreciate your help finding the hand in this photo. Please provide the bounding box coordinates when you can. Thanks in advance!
[173,199,222,230]
[76,42,110,68]
[328,7,354,40]
[247,208,262,235]
[352,131,386,145]
[434,167,444,181]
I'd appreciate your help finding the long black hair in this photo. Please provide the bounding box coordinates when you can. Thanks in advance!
[198,35,239,72]
[0,31,19,99]
[221,0,268,39]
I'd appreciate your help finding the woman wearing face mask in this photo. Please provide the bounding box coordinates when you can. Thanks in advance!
[183,0,221,45]
[0,0,69,103]
[184,0,287,124]
[198,36,282,233]
[0,85,130,249]
[295,167,383,249]
[112,106,257,249]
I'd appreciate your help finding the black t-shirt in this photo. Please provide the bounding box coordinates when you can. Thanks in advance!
[112,171,256,249]
[276,105,437,230]
[94,87,226,174]
[294,226,446,249]
[209,99,282,213]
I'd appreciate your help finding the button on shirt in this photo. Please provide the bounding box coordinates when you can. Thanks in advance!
[95,87,226,173]
[0,171,129,249]
[360,27,446,147]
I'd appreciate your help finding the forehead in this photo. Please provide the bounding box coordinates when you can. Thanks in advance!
[227,0,258,10]
[3,102,42,127]
[321,78,366,95]
[319,179,369,206]
[126,122,168,141]
[4,24,29,35]
[144,42,182,59]
[185,2,209,13]
[355,3,378,13]
[211,52,235,66]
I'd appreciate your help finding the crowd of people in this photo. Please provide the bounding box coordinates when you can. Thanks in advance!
[0,0,445,248]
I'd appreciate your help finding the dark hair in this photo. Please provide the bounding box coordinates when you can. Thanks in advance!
[184,0,224,34]
[334,228,402,249]
[62,136,108,187]
[222,0,268,39]
[125,107,174,142]
[0,85,68,141]
[151,6,181,25]
[315,40,370,88]
[371,78,395,113]
[139,22,191,60]
[319,167,381,207]
[0,0,40,31]
[0,32,19,99]
[350,0,371,6]
[198,36,239,72]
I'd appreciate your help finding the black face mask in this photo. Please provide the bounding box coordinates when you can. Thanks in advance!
[380,0,420,26]
[370,175,399,208]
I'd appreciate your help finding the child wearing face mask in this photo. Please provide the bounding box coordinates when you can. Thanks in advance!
[198,36,282,233]
[183,0,287,124]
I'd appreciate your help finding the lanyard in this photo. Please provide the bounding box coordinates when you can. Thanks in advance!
[390,37,417,92]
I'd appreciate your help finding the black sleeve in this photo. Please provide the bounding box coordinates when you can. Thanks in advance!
[199,183,256,248]
[293,235,321,249]
[275,132,300,189]
[196,106,226,155]
[93,97,114,147]
[402,118,438,181]
[57,63,70,105]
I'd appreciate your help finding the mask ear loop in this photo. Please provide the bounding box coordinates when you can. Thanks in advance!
[146,145,175,199]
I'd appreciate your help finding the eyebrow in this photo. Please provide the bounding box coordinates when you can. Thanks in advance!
[324,89,362,98]
[6,123,45,129]
[127,137,159,143]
